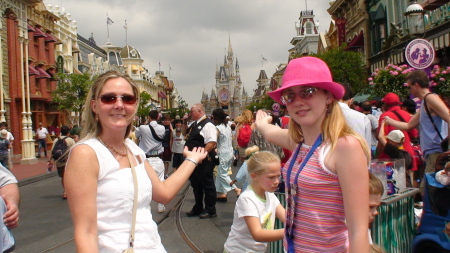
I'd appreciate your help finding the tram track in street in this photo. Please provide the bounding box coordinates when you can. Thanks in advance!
[39,183,200,253]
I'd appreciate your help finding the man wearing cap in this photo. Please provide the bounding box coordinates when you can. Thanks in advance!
[385,70,450,193]
[377,93,417,171]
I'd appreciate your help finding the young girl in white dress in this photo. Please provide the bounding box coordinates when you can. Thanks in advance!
[224,151,285,253]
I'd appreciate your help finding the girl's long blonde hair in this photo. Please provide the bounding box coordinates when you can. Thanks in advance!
[288,98,370,163]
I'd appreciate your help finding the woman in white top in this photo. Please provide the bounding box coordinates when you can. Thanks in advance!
[212,108,241,201]
[65,70,207,252]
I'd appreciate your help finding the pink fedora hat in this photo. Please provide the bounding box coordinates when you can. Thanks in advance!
[268,56,344,104]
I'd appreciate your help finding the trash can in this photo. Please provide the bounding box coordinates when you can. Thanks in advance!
[269,192,285,253]
[371,188,419,253]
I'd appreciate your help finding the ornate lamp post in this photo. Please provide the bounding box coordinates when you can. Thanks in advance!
[405,2,426,35]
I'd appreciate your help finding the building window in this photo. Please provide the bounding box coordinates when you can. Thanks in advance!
[371,22,386,55]
[305,21,313,34]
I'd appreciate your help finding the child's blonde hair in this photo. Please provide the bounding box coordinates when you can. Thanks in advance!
[245,145,260,158]
[369,172,384,196]
[247,151,280,176]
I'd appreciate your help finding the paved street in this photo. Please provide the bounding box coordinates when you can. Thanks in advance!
[11,161,246,252]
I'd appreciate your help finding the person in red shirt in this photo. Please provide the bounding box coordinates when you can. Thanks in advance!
[377,93,417,184]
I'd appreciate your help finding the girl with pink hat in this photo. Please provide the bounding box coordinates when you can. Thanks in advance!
[255,56,370,252]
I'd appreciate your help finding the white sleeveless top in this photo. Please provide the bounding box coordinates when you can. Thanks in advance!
[80,138,166,253]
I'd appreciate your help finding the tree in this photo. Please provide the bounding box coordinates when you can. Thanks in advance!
[246,95,275,112]
[312,45,368,95]
[178,97,189,115]
[52,72,94,125]
[136,91,152,125]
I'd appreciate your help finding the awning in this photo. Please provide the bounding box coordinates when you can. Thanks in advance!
[35,67,51,79]
[28,65,40,75]
[347,33,364,48]
[422,0,448,10]
[33,27,45,37]
[27,24,35,32]
[45,33,57,42]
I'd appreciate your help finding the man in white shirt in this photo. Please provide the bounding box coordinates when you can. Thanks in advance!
[185,104,218,219]
[338,84,372,149]
[136,110,166,213]
[36,122,49,158]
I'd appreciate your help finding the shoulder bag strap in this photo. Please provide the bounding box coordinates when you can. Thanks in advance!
[148,124,163,142]
[391,110,406,122]
[126,152,138,249]
[423,93,444,141]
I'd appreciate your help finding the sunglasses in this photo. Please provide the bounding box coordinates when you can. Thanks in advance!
[99,94,137,105]
[281,87,318,105]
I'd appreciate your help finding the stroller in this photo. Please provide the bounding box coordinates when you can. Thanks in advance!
[412,172,450,253]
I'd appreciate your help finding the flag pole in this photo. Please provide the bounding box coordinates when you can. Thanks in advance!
[106,13,110,42]
[124,20,128,45]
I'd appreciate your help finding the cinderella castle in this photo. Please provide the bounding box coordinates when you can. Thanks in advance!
[201,37,251,119]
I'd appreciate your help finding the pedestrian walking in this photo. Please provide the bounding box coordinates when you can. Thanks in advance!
[212,108,241,202]
[49,125,75,199]
[224,151,285,253]
[64,70,207,252]
[255,56,370,252]
[136,110,167,213]
[36,122,48,158]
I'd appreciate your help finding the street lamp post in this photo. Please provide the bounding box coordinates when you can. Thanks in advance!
[405,2,426,35]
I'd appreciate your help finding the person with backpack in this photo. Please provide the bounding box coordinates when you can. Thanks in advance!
[49,125,75,199]
[236,109,254,164]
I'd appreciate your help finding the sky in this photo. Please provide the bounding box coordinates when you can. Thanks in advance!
[43,0,333,107]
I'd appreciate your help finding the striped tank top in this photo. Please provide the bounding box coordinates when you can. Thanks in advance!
[283,143,349,252]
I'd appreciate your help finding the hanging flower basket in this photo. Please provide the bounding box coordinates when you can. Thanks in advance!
[368,64,415,99]
[430,65,450,98]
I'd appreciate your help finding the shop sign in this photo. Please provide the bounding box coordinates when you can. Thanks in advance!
[405,38,435,69]
[336,18,347,46]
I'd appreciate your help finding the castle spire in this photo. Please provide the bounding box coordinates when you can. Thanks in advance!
[228,32,233,55]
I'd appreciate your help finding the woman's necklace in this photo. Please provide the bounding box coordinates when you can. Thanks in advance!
[98,138,128,157]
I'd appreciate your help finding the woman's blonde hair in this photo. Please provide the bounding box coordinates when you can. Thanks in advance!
[240,109,253,124]
[247,151,280,176]
[80,70,139,141]
[288,96,370,163]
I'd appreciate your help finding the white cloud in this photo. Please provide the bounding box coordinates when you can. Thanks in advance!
[45,0,332,106]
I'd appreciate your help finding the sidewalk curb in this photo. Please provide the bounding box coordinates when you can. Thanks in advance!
[18,171,58,187]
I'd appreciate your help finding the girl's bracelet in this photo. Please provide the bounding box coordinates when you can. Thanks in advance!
[184,157,198,166]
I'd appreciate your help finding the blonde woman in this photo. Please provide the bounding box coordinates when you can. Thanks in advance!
[64,70,207,252]
[236,109,255,163]
[255,57,370,252]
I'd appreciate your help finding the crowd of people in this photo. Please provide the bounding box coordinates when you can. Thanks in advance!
[0,55,446,252]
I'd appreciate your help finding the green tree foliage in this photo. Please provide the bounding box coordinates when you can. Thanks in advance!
[246,95,275,112]
[312,45,368,95]
[52,72,93,125]
[137,91,152,124]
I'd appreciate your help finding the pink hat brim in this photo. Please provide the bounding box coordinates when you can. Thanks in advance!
[268,81,345,104]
